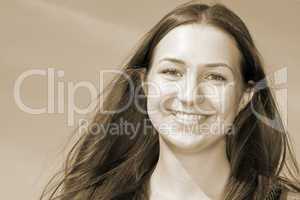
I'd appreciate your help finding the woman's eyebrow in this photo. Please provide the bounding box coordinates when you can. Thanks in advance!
[158,57,234,73]
[158,57,185,65]
[205,62,234,73]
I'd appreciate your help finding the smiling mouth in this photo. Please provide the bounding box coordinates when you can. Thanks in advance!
[170,110,210,125]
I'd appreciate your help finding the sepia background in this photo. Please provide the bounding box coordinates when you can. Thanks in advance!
[1,0,299,199]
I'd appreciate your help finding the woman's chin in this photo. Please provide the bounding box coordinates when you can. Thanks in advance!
[159,131,224,153]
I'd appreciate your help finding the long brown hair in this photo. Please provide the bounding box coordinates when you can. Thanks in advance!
[40,1,300,199]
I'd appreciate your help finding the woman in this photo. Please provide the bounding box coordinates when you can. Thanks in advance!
[40,1,300,200]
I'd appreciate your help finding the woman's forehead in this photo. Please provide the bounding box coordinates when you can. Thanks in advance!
[151,24,242,69]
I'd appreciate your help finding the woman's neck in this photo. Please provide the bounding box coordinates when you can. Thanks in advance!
[149,135,230,200]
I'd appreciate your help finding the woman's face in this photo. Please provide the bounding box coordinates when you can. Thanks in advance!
[144,24,245,152]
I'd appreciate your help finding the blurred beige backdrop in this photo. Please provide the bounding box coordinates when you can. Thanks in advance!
[1,0,299,199]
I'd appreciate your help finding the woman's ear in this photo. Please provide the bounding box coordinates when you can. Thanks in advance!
[237,86,254,113]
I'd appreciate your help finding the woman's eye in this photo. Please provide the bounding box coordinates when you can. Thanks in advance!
[204,74,227,81]
[160,68,183,77]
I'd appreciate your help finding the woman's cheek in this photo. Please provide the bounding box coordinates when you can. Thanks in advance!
[199,85,236,135]
[146,78,175,115]
[203,84,238,117]
[201,84,224,111]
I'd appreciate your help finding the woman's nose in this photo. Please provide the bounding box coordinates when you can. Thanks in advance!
[177,76,204,106]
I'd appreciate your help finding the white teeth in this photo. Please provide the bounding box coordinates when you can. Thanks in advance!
[174,112,205,125]
[175,112,202,120]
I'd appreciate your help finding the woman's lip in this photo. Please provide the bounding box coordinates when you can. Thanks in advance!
[167,109,215,116]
